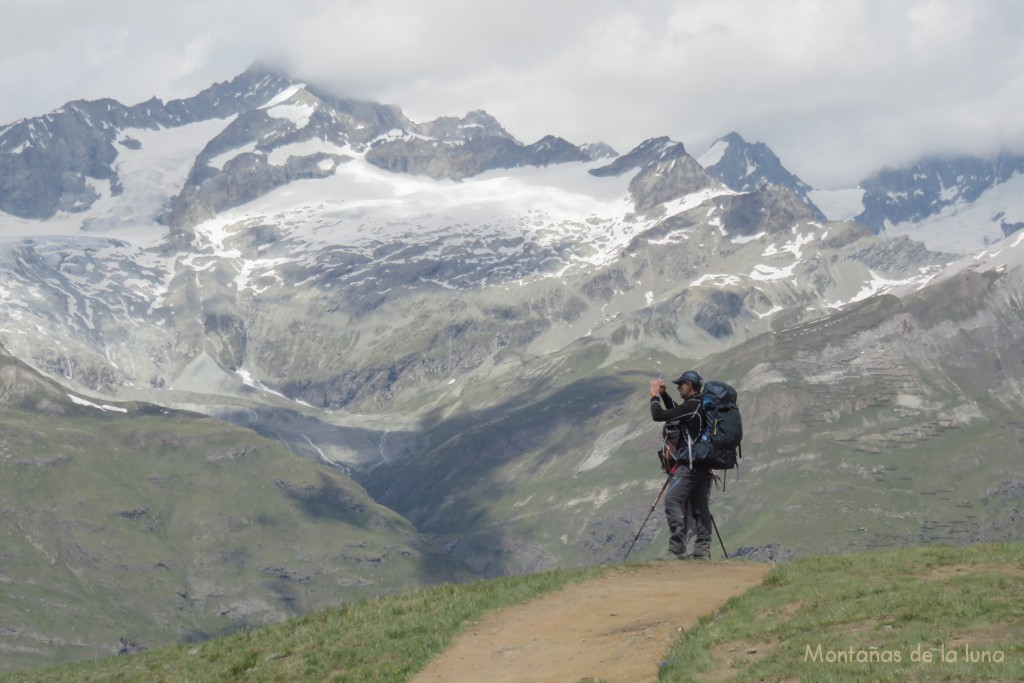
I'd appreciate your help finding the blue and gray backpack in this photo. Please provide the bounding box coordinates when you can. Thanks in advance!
[686,380,743,471]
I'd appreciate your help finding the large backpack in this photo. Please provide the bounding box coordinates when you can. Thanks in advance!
[685,380,743,471]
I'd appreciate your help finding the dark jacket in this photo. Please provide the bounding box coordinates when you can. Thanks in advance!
[651,390,705,463]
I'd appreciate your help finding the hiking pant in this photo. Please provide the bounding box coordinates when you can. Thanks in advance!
[665,468,712,558]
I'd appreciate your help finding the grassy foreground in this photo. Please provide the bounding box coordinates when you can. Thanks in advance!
[6,543,1023,682]
[660,542,1024,682]
[3,565,609,683]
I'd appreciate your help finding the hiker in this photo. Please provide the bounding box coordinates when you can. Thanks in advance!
[649,370,714,560]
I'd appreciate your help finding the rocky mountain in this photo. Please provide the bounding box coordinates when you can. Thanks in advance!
[795,149,1024,255]
[856,152,1024,234]
[0,69,297,221]
[692,134,1024,256]
[361,231,1024,574]
[0,66,611,230]
[698,131,825,221]
[2,65,1023,669]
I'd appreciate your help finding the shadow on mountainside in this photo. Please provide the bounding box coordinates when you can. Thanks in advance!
[361,369,648,573]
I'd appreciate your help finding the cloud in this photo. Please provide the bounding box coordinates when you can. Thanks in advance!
[2,0,1023,188]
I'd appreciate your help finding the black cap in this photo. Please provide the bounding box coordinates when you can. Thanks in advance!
[671,370,703,386]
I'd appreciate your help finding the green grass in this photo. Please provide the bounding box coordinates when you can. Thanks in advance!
[658,542,1024,682]
[9,543,1023,682]
[0,403,476,672]
[6,565,608,683]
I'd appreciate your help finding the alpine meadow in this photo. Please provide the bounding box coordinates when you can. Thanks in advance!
[1,66,1023,673]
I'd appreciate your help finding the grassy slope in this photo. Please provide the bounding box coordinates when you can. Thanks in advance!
[7,543,1022,682]
[0,356,473,672]
[661,542,1024,682]
[7,565,609,683]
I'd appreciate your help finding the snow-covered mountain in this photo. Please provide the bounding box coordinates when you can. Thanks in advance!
[802,153,1024,255]
[0,70,297,220]
[855,153,1024,252]
[696,133,1024,255]
[0,65,1019,456]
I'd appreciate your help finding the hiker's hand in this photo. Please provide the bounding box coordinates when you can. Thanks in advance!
[650,380,663,397]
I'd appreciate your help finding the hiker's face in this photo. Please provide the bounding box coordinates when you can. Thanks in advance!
[676,382,693,399]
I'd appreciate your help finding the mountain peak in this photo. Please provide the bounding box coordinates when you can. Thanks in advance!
[579,141,618,160]
[588,136,684,178]
[698,132,824,221]
[420,109,516,143]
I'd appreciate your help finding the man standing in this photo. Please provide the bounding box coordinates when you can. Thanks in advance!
[650,370,714,560]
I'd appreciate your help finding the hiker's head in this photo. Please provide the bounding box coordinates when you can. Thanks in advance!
[672,370,703,398]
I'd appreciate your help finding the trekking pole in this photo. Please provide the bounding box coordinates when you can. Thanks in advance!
[710,514,728,559]
[624,475,672,561]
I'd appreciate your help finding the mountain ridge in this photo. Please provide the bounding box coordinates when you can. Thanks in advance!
[4,65,1024,253]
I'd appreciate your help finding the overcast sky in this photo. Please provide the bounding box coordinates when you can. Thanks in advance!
[2,0,1022,188]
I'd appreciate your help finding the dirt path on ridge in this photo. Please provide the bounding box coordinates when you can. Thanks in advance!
[410,561,771,683]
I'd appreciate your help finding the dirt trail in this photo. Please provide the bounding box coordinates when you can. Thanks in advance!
[410,561,771,683]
